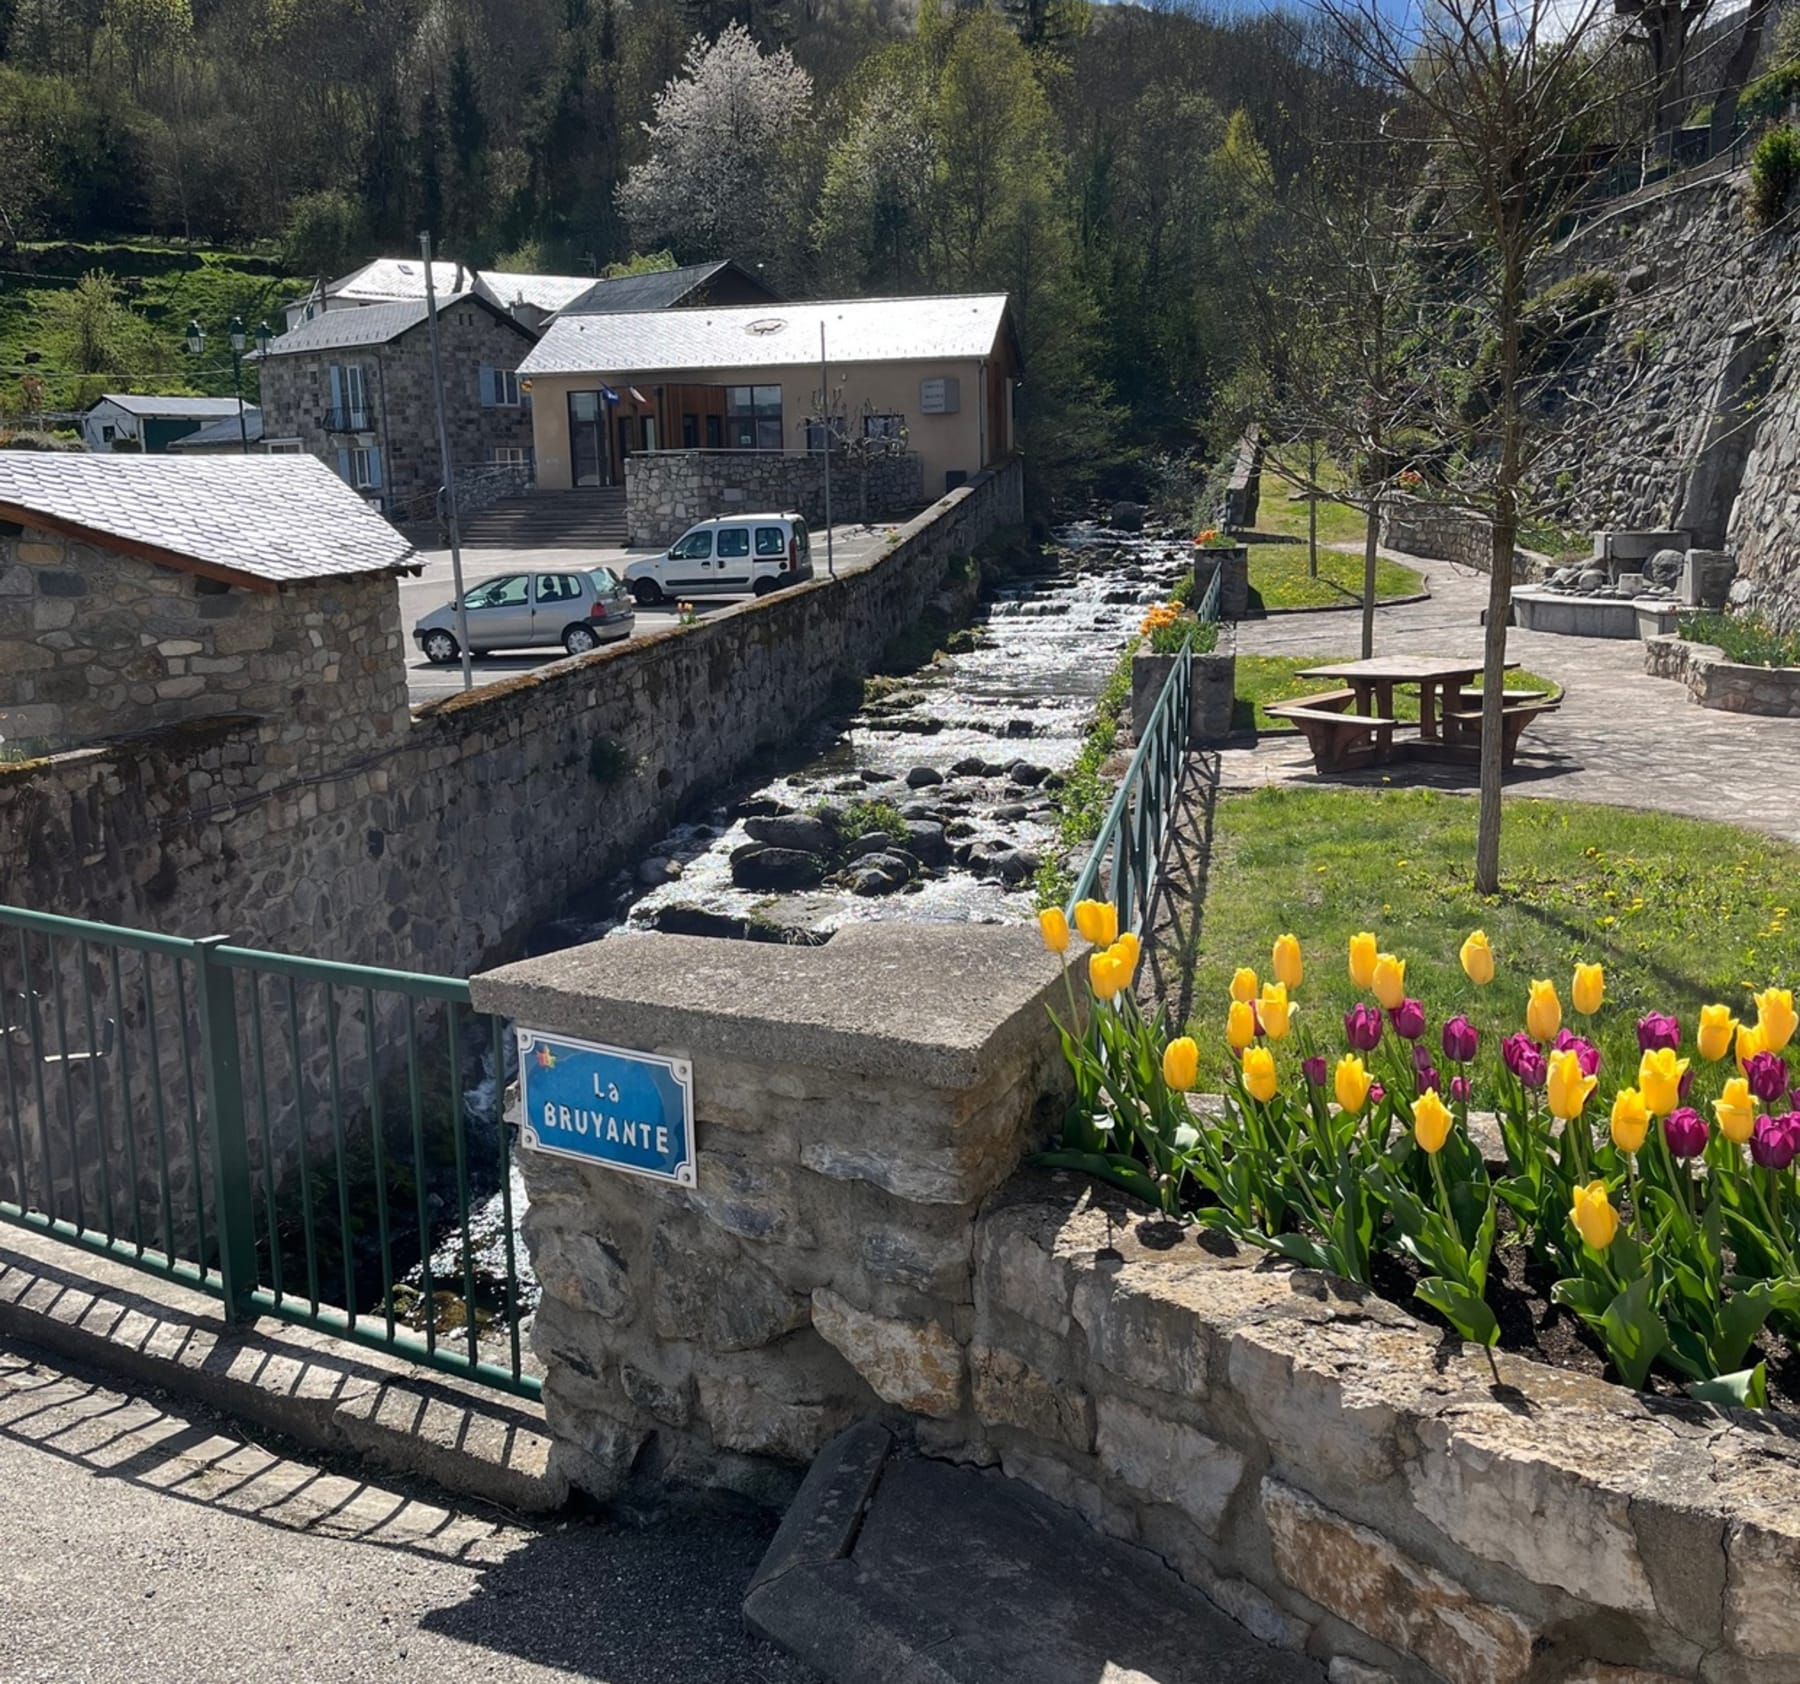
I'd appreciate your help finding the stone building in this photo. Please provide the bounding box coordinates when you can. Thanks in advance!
[254,293,539,518]
[0,453,417,756]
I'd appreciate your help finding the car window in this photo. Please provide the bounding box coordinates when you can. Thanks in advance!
[588,567,621,589]
[754,526,786,556]
[793,519,810,558]
[670,530,713,560]
[536,574,580,602]
[717,527,750,558]
[464,574,528,609]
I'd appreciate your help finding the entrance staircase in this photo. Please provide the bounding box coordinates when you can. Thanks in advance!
[456,488,629,548]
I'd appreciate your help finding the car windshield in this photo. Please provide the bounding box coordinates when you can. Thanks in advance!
[588,567,621,588]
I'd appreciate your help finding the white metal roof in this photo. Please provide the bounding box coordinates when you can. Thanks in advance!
[166,406,263,449]
[92,394,246,419]
[0,455,417,588]
[518,294,1012,378]
[321,258,594,318]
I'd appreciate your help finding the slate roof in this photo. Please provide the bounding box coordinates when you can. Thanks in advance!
[256,292,535,360]
[556,260,766,317]
[0,455,418,589]
[519,294,1013,378]
[306,258,594,318]
[167,406,263,449]
[94,394,246,419]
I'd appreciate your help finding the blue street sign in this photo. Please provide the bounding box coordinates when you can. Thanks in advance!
[516,1028,695,1187]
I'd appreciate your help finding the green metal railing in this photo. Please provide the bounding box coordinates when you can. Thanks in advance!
[0,905,537,1398]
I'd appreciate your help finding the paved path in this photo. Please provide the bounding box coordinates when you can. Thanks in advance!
[0,1341,817,1684]
[1221,560,1800,841]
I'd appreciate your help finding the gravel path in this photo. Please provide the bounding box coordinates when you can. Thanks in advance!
[0,1340,817,1684]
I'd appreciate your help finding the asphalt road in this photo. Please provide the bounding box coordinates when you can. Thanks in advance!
[399,528,894,705]
[0,1340,819,1684]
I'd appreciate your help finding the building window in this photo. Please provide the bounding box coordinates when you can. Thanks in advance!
[263,439,303,454]
[705,415,722,448]
[682,414,699,448]
[339,445,379,489]
[481,366,523,407]
[864,413,905,441]
[726,384,783,451]
[327,364,369,430]
[492,446,531,467]
[100,423,117,443]
[803,418,830,452]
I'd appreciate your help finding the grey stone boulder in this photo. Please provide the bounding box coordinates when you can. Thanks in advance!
[1646,548,1685,587]
[972,846,1040,885]
[850,832,897,858]
[730,845,826,891]
[1577,568,1609,592]
[901,820,950,866]
[637,857,682,888]
[1008,761,1049,787]
[905,765,945,788]
[848,853,915,895]
[745,813,836,854]
[950,756,988,777]
[1110,501,1146,532]
[898,802,942,821]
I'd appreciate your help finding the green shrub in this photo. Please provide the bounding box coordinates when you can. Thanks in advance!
[588,737,633,784]
[1749,126,1800,226]
[1743,60,1800,128]
[1680,610,1800,668]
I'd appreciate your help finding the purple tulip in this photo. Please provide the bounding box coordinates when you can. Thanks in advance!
[1369,1081,1386,1104]
[1442,1014,1479,1064]
[1388,998,1427,1042]
[1664,1107,1709,1159]
[1636,1012,1681,1054]
[1554,1028,1601,1078]
[1503,1031,1547,1090]
[1416,1063,1443,1095]
[1345,1003,1383,1052]
[1450,1074,1472,1102]
[1679,1065,1695,1102]
[1750,1112,1800,1171]
[1745,1050,1790,1105]
[1302,1055,1328,1088]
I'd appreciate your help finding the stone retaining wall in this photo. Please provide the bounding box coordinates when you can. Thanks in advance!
[1130,638,1236,747]
[1643,632,1800,715]
[626,448,926,547]
[472,918,1799,1684]
[1378,499,1539,578]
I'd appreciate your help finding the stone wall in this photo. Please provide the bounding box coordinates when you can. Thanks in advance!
[1377,498,1536,577]
[1643,631,1800,715]
[1130,638,1237,747]
[470,916,1800,1684]
[626,448,926,548]
[0,526,410,754]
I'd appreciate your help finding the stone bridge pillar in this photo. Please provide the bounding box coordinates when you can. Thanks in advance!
[469,922,1073,1504]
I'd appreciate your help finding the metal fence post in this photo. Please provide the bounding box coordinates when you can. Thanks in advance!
[196,936,258,1320]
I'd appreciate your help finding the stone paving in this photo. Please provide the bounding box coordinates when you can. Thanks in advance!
[1218,558,1800,842]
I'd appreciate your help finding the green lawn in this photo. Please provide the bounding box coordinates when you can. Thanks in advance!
[1246,544,1423,612]
[1234,654,1558,734]
[1246,446,1370,548]
[1174,787,1798,1086]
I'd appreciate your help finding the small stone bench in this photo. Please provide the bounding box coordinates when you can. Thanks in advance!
[1444,698,1561,766]
[1265,702,1398,772]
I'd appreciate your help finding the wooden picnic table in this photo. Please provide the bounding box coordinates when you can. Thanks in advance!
[1296,656,1520,745]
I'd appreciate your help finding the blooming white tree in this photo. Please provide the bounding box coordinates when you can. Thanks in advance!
[618,23,813,277]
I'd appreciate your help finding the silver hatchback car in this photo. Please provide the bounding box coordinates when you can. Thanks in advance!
[413,567,636,664]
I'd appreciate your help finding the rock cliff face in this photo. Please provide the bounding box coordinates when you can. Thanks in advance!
[1525,170,1800,624]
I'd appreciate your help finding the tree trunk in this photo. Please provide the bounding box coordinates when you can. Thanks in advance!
[1361,493,1378,659]
[1710,0,1774,160]
[1308,436,1319,578]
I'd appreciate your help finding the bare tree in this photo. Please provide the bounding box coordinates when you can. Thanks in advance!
[1314,0,1639,892]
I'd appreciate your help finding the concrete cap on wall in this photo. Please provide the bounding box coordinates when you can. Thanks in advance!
[470,922,1072,1090]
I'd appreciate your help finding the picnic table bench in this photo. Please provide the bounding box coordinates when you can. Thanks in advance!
[1265,689,1399,771]
[1444,697,1562,767]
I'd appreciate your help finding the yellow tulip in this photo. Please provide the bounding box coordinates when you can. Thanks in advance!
[1413,1088,1453,1154]
[1715,1076,1756,1144]
[1525,979,1562,1045]
[1230,966,1259,1004]
[1460,929,1495,987]
[1570,1180,1619,1251]
[1037,907,1070,954]
[1637,1046,1690,1117]
[1271,933,1303,991]
[1572,962,1605,1016]
[1755,986,1797,1052]
[1334,1054,1372,1115]
[1073,899,1118,948]
[1735,1020,1764,1069]
[1697,1004,1736,1063]
[1371,953,1406,1010]
[1242,1046,1278,1103]
[1258,983,1293,1041]
[1112,932,1141,975]
[1349,932,1378,990]
[1547,1048,1598,1121]
[1162,1036,1199,1092]
[1227,999,1257,1051]
[1089,950,1126,1001]
[1609,1087,1649,1154]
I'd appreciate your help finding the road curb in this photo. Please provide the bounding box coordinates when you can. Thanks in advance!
[0,1226,566,1513]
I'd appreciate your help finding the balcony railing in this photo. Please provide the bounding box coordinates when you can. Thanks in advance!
[322,407,372,433]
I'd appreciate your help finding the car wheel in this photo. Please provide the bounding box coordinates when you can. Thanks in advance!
[753,578,777,598]
[563,624,600,656]
[421,630,458,665]
[631,578,664,606]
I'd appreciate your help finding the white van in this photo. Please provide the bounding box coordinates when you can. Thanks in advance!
[623,513,814,605]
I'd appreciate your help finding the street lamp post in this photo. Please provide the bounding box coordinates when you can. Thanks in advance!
[186,316,272,453]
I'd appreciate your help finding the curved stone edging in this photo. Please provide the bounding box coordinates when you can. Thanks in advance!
[967,1170,1800,1684]
[1644,633,1800,717]
[1256,588,1434,618]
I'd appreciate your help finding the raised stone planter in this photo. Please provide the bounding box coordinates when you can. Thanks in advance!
[1511,586,1679,640]
[1644,633,1800,716]
[1131,630,1236,746]
[1196,546,1249,620]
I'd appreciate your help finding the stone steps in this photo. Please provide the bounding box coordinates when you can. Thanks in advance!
[458,489,628,548]
[746,1423,1324,1684]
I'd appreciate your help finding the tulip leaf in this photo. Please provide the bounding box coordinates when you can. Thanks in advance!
[1414,1276,1499,1347]
[1031,1149,1160,1209]
[1598,1274,1668,1391]
[1262,1231,1333,1271]
[1684,1363,1768,1410]
[1714,1282,1777,1373]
